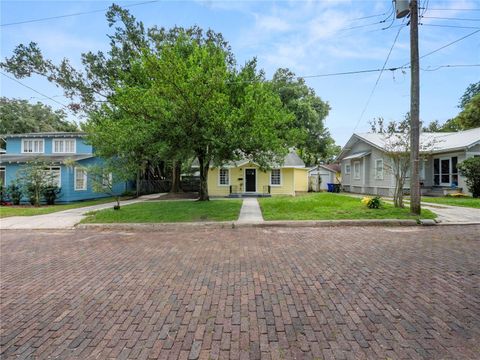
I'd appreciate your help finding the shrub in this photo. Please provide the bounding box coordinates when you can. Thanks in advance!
[7,182,22,205]
[458,157,480,198]
[42,186,61,205]
[0,185,5,204]
[361,196,382,209]
[445,192,469,198]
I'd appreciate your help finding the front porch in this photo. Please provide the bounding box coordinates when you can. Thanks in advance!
[226,185,272,198]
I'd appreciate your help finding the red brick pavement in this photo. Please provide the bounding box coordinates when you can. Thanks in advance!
[1,226,479,359]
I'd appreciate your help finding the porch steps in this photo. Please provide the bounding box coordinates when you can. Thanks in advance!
[423,187,461,197]
[227,193,271,198]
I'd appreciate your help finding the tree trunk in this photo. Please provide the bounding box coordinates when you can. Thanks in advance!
[170,160,182,193]
[136,169,141,197]
[198,155,210,201]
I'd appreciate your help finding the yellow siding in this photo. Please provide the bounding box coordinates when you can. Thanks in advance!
[207,163,307,197]
[294,168,309,192]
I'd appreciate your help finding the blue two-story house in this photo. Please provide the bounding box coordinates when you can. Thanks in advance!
[0,132,134,203]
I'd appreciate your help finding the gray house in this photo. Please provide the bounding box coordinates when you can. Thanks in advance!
[337,128,480,196]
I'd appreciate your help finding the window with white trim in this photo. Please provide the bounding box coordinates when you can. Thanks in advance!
[419,160,425,180]
[219,168,229,186]
[345,164,351,175]
[0,167,5,186]
[353,161,361,179]
[53,139,75,153]
[22,139,44,153]
[44,167,61,187]
[74,167,87,190]
[375,159,383,180]
[102,172,113,187]
[270,169,281,186]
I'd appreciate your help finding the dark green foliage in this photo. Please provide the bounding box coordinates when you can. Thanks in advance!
[0,97,78,134]
[458,157,480,198]
[270,69,337,165]
[459,81,480,109]
[367,196,382,209]
[7,182,22,205]
[42,186,61,205]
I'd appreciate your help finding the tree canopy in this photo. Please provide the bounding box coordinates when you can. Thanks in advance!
[423,81,480,132]
[0,97,78,135]
[270,69,338,165]
[1,5,337,199]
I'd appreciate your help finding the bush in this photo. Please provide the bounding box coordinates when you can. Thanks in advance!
[458,157,480,198]
[7,182,22,205]
[445,192,469,198]
[42,186,61,205]
[361,196,382,209]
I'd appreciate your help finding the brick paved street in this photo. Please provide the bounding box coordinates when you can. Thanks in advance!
[1,226,479,359]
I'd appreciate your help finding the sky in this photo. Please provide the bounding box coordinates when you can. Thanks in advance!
[1,0,479,147]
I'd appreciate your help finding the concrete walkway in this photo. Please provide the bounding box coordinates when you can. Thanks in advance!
[420,202,480,224]
[0,195,159,230]
[237,198,264,223]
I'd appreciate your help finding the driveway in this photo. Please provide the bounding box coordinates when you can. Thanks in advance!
[1,226,479,359]
[0,194,165,230]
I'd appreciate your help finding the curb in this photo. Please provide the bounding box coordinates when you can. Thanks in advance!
[76,219,423,231]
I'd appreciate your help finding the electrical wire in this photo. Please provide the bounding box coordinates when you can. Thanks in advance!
[352,26,404,132]
[421,64,480,71]
[1,72,70,110]
[419,23,480,29]
[0,1,159,27]
[420,8,480,11]
[399,28,480,68]
[420,16,480,21]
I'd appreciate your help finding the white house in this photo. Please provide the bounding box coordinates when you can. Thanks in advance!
[308,164,340,191]
[337,127,480,196]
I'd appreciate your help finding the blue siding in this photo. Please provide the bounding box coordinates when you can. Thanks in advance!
[2,134,134,203]
[3,160,133,204]
[6,138,22,154]
[5,137,92,154]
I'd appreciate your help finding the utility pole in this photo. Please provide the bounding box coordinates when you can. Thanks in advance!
[394,0,421,215]
[409,0,421,215]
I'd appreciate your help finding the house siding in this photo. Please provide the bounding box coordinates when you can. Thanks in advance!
[6,137,92,154]
[340,134,478,196]
[207,163,303,197]
[2,135,133,203]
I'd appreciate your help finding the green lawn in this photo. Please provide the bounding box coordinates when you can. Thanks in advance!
[82,200,243,223]
[259,193,437,221]
[0,197,126,218]
[421,196,480,209]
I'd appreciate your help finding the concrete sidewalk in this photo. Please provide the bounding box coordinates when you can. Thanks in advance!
[0,197,149,230]
[237,198,264,223]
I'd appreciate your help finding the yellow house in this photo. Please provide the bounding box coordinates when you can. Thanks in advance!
[207,151,309,197]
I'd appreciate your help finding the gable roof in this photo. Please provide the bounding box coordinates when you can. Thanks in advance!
[338,127,480,160]
[308,164,341,173]
[192,151,306,169]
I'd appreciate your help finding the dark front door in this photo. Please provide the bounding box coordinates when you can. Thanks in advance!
[245,169,256,192]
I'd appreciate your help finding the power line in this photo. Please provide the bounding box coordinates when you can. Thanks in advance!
[420,23,480,29]
[353,26,404,132]
[421,64,480,71]
[399,28,480,68]
[421,8,480,11]
[0,1,159,27]
[420,16,480,21]
[1,72,70,110]
[350,13,387,21]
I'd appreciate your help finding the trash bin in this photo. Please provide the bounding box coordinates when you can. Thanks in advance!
[333,184,341,193]
[327,183,334,192]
